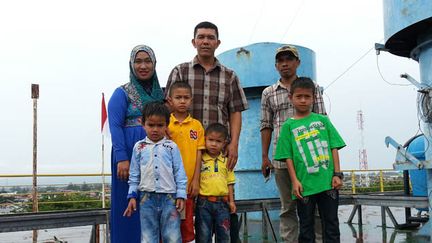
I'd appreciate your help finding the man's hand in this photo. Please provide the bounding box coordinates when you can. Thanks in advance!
[123,198,137,217]
[292,179,303,199]
[176,198,185,212]
[332,176,343,190]
[261,156,274,177]
[226,142,238,171]
[117,160,130,181]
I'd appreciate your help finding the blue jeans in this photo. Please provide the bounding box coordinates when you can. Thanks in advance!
[296,189,340,243]
[195,197,230,243]
[139,192,181,243]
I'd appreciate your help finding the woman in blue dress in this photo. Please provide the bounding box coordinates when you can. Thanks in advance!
[108,45,164,243]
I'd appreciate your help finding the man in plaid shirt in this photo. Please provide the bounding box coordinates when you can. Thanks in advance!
[165,21,248,243]
[260,45,326,243]
[165,21,248,171]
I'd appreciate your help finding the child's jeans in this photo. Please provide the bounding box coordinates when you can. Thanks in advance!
[139,192,181,243]
[195,197,230,243]
[296,189,340,243]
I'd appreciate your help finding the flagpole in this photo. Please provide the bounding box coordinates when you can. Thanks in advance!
[102,133,106,208]
[31,84,39,243]
[101,93,106,208]
[101,92,107,243]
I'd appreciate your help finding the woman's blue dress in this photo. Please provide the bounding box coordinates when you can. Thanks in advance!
[108,87,145,243]
[109,45,163,243]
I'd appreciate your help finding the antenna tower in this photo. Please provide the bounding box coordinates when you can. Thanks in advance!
[357,110,369,186]
[357,110,368,170]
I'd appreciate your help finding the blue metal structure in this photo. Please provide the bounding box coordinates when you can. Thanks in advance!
[383,0,432,59]
[217,42,317,200]
[381,0,432,238]
[406,135,427,198]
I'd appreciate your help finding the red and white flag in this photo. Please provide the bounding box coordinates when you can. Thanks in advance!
[101,93,110,136]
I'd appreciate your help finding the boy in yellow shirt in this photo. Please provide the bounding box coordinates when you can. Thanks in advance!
[167,81,206,242]
[195,123,236,243]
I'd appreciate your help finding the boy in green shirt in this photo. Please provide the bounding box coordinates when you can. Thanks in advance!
[274,77,346,243]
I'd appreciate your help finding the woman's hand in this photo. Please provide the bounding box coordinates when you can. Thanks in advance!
[117,160,130,181]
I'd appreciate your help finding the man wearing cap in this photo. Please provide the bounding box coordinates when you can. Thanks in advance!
[260,45,326,242]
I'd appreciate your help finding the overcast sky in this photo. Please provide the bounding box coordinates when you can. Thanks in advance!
[0,0,421,174]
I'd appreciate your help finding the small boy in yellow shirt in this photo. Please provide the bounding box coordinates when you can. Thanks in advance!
[195,123,236,243]
[167,81,206,242]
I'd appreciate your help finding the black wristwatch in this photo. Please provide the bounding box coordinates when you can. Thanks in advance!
[333,172,344,179]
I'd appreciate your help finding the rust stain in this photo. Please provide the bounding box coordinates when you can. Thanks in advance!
[236,47,251,59]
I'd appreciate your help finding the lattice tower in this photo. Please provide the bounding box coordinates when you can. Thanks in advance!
[357,110,370,187]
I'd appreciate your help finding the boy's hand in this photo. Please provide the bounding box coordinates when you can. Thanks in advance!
[229,201,237,213]
[176,198,185,212]
[292,180,303,199]
[188,179,200,197]
[226,142,238,171]
[123,198,137,217]
[117,160,130,181]
[332,176,343,190]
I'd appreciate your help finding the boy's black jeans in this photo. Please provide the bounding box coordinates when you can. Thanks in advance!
[296,189,340,243]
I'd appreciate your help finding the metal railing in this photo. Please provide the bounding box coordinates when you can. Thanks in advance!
[0,169,425,242]
[340,169,403,194]
[0,169,405,212]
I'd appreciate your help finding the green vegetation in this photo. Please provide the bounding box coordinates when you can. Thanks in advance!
[35,193,103,211]
[1,183,111,213]
[34,183,110,212]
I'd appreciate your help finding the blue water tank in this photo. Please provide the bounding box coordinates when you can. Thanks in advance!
[217,42,317,200]
[406,135,427,197]
[383,0,432,59]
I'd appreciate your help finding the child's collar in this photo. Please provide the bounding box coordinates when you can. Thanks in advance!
[170,113,192,123]
[292,112,313,120]
[203,152,224,161]
[144,136,167,145]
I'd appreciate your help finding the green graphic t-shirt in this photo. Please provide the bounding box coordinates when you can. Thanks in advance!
[274,113,346,199]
